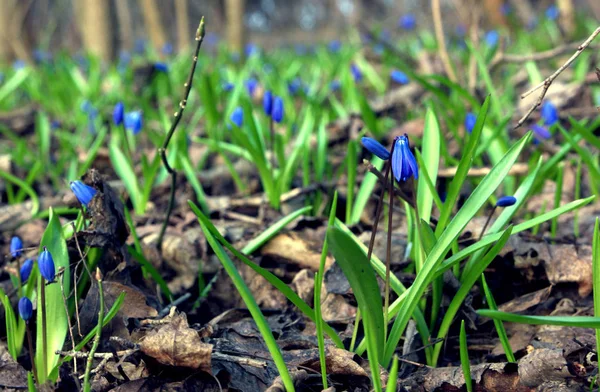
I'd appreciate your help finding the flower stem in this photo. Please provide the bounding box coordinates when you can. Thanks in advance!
[26,323,37,385]
[157,17,206,252]
[40,279,48,380]
[384,161,394,344]
[84,269,104,392]
[479,206,497,240]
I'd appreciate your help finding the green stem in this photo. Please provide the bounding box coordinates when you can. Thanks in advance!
[26,323,38,385]
[84,271,104,392]
[120,123,133,164]
[40,280,48,381]
[157,18,206,251]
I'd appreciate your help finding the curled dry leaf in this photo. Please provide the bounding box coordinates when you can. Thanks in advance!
[141,312,213,371]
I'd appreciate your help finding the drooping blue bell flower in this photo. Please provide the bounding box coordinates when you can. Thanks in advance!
[38,247,55,282]
[154,62,169,73]
[351,64,362,82]
[398,14,416,30]
[541,101,559,126]
[390,70,409,85]
[20,258,33,282]
[531,124,551,140]
[272,97,284,123]
[546,5,559,20]
[70,181,97,207]
[263,90,273,116]
[361,137,390,161]
[124,111,143,134]
[464,112,477,134]
[113,102,124,126]
[18,297,33,322]
[391,134,419,182]
[496,196,517,208]
[231,107,244,127]
[10,236,23,258]
[485,30,499,47]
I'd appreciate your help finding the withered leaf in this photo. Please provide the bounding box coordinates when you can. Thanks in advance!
[141,312,212,371]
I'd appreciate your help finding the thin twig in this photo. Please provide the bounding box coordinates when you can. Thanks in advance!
[514,26,600,129]
[156,18,206,251]
[83,269,104,392]
[432,0,457,82]
[491,42,600,69]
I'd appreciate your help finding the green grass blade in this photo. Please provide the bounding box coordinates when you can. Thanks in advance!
[417,107,440,223]
[593,218,600,354]
[0,169,40,216]
[481,274,515,362]
[386,355,399,392]
[460,320,473,392]
[0,289,18,359]
[345,140,358,224]
[109,141,144,215]
[351,157,384,225]
[477,310,600,328]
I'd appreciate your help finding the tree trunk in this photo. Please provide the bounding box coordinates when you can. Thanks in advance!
[175,0,190,52]
[225,0,245,54]
[78,0,112,60]
[138,0,167,51]
[115,0,134,52]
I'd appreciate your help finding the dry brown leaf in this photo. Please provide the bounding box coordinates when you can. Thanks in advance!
[104,281,158,319]
[261,232,333,271]
[140,312,212,371]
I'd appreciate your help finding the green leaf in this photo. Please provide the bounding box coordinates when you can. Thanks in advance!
[327,227,383,390]
[459,320,473,392]
[0,289,18,359]
[477,310,600,328]
[417,107,440,223]
[0,169,40,216]
[481,274,515,362]
[593,218,600,353]
[109,141,144,214]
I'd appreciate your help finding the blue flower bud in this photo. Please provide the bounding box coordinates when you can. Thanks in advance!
[272,97,284,123]
[541,101,559,126]
[398,14,416,30]
[124,111,143,134]
[390,70,409,85]
[10,236,23,258]
[263,90,273,116]
[20,258,33,282]
[113,102,124,126]
[361,137,390,160]
[231,107,244,127]
[464,112,477,134]
[154,62,168,73]
[392,134,419,182]
[70,181,97,207]
[485,30,499,47]
[545,5,559,20]
[531,124,551,140]
[18,297,32,322]
[288,78,302,95]
[496,196,517,208]
[38,248,55,282]
[245,78,258,96]
[351,64,362,82]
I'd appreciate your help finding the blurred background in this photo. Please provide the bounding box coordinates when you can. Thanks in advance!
[0,0,597,63]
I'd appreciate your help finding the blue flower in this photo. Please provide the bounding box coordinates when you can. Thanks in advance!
[330,80,341,91]
[113,102,124,126]
[222,82,234,92]
[390,70,409,85]
[456,25,467,37]
[70,180,97,207]
[20,259,33,282]
[10,236,23,258]
[541,101,559,126]
[38,248,55,282]
[500,3,511,15]
[351,64,362,82]
[124,111,143,134]
[13,60,26,70]
[496,195,517,207]
[18,297,32,322]
[154,62,168,73]
[161,42,173,55]
[391,134,419,182]
[399,14,416,30]
[245,78,258,96]
[263,90,273,116]
[231,107,243,127]
[328,40,342,52]
[288,78,302,95]
[546,5,559,20]
[272,97,284,123]
[245,43,259,57]
[33,49,52,64]
[464,112,477,134]
[531,124,551,140]
[485,30,499,47]
[361,137,390,160]
[134,39,146,54]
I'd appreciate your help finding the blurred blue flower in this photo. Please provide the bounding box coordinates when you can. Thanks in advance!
[245,78,258,96]
[485,30,499,47]
[392,134,419,182]
[70,181,97,207]
[464,112,477,133]
[20,259,33,282]
[118,51,131,73]
[496,195,517,207]
[10,236,23,258]
[398,14,416,30]
[330,80,341,91]
[113,102,124,126]
[51,120,61,130]
[13,60,26,70]
[231,107,243,127]
[288,78,303,95]
[374,44,384,56]
[546,5,559,20]
[500,3,511,15]
[390,70,409,85]
[154,62,168,73]
[351,63,362,82]
[531,124,551,140]
[18,297,32,322]
[134,38,146,54]
[161,42,173,55]
[272,97,284,123]
[328,40,342,52]
[223,82,234,92]
[205,32,220,47]
[245,43,259,57]
[456,24,467,37]
[541,101,559,126]
[38,247,55,282]
[124,111,143,134]
[263,90,273,116]
[361,137,390,160]
[33,49,52,64]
